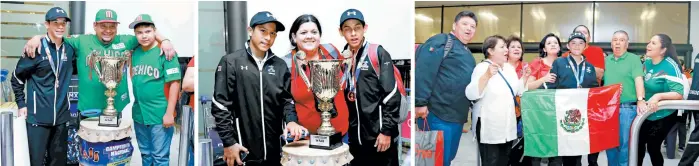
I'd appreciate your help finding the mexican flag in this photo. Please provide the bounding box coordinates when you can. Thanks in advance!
[521,84,621,157]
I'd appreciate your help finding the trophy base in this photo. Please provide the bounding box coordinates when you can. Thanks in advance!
[309,132,343,150]
[98,114,121,127]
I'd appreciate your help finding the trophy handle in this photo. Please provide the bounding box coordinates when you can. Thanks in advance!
[294,51,312,91]
[90,55,103,79]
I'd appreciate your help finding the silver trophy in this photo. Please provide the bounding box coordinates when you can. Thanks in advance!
[88,50,130,127]
[294,51,352,150]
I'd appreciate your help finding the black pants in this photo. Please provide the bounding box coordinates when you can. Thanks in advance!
[478,142,512,166]
[349,140,398,166]
[679,111,699,166]
[587,152,599,166]
[475,118,512,166]
[27,123,69,166]
[678,112,691,150]
[557,156,581,166]
[638,114,677,166]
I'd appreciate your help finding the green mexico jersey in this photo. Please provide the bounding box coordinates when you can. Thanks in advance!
[643,57,685,121]
[131,45,181,125]
[64,34,138,112]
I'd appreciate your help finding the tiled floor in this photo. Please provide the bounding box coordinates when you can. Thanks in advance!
[450,132,699,166]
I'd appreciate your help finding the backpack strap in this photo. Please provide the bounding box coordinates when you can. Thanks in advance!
[483,60,519,107]
[367,43,381,76]
[283,52,293,71]
[444,34,453,58]
[321,43,339,59]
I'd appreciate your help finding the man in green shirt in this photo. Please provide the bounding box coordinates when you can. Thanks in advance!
[129,14,181,166]
[22,9,176,118]
[603,30,646,166]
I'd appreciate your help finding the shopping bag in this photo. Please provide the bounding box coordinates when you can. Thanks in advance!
[415,119,444,166]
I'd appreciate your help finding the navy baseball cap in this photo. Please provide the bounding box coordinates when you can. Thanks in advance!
[340,9,365,26]
[46,7,71,22]
[568,32,587,43]
[249,11,285,32]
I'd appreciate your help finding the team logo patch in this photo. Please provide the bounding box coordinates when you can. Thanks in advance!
[560,108,585,133]
[241,66,248,70]
[111,43,125,50]
[120,93,127,101]
[62,54,68,61]
[586,67,591,73]
[267,66,275,75]
[217,66,222,71]
[360,61,369,70]
[166,68,179,75]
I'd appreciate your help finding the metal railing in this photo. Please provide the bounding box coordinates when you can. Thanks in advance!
[1,112,13,166]
[629,100,699,166]
[178,105,193,166]
[200,139,214,166]
[199,96,214,165]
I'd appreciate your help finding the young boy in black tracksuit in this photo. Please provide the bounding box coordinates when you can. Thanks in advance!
[11,7,75,166]
[338,9,401,166]
[211,11,305,166]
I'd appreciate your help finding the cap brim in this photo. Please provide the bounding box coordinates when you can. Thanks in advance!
[129,21,154,29]
[253,20,285,32]
[96,20,119,24]
[48,17,72,22]
[274,21,285,32]
[340,18,365,27]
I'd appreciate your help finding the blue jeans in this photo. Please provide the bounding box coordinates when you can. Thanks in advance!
[606,103,637,166]
[417,113,464,166]
[134,122,175,166]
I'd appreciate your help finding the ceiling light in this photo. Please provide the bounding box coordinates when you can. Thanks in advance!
[415,14,434,22]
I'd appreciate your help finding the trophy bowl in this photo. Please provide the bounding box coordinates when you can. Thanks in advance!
[307,59,347,150]
[88,52,129,127]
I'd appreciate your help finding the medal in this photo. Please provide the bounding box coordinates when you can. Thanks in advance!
[348,42,369,102]
[348,92,356,101]
[567,56,586,89]
[43,36,63,89]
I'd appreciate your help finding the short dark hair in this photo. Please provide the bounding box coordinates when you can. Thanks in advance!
[134,23,156,30]
[506,35,523,61]
[613,30,629,40]
[482,35,505,59]
[454,10,478,25]
[573,25,590,34]
[288,14,322,50]
[539,33,562,58]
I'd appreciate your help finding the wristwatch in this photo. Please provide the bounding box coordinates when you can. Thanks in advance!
[637,97,645,101]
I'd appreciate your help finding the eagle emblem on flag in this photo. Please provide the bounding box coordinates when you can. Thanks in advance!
[560,108,585,133]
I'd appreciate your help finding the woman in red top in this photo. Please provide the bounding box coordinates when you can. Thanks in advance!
[286,14,349,136]
[527,33,560,90]
[506,36,527,79]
